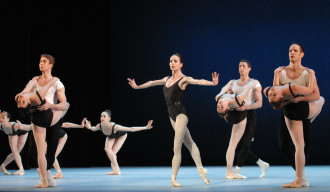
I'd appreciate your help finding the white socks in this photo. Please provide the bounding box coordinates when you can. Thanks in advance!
[256,159,269,178]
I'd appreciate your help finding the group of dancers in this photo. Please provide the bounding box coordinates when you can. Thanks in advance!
[0,42,325,188]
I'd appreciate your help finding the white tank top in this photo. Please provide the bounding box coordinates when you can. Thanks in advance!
[232,79,261,105]
[33,81,64,104]
[280,68,310,86]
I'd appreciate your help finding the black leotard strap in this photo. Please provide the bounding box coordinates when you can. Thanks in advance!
[288,83,297,98]
[111,124,116,134]
[36,91,43,102]
[0,124,3,132]
[235,94,245,107]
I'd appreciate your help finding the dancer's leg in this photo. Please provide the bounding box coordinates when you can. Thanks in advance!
[12,133,28,175]
[226,118,246,179]
[105,138,119,175]
[308,96,325,122]
[107,134,127,175]
[283,117,304,188]
[169,114,188,187]
[33,124,48,188]
[53,133,67,179]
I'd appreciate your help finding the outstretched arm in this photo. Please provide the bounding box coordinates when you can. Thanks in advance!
[62,118,87,128]
[215,80,234,101]
[183,72,219,88]
[127,77,167,89]
[84,119,100,131]
[113,120,153,132]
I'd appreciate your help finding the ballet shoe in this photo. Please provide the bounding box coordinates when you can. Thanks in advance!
[1,166,10,175]
[198,167,210,185]
[235,173,247,179]
[107,171,121,175]
[171,180,182,187]
[47,171,57,187]
[53,172,64,179]
[282,180,302,188]
[302,177,309,187]
[259,162,269,178]
[12,169,25,175]
[226,173,245,179]
[35,177,48,188]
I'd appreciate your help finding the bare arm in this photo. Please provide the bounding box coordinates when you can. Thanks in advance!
[273,66,285,86]
[291,78,320,103]
[127,77,167,89]
[215,80,234,101]
[38,86,67,111]
[15,77,39,101]
[183,72,219,89]
[14,120,32,131]
[84,120,100,131]
[113,120,153,132]
[291,69,315,96]
[236,80,258,104]
[62,118,86,128]
[36,77,60,100]
[237,84,262,111]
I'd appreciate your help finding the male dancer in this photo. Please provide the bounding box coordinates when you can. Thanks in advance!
[216,59,269,179]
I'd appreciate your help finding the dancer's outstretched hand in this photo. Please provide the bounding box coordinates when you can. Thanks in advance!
[212,72,219,86]
[85,119,92,129]
[81,117,87,128]
[127,78,138,89]
[146,120,153,129]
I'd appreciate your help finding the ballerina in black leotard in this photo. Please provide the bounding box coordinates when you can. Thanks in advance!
[127,53,219,187]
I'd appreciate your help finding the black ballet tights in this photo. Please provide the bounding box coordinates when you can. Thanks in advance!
[278,114,311,170]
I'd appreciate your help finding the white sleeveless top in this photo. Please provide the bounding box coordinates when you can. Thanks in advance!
[280,69,310,86]
[33,81,64,104]
[232,79,261,105]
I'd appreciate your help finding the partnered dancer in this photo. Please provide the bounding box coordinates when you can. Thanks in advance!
[270,42,322,188]
[127,53,218,187]
[0,111,31,175]
[85,110,153,175]
[16,76,69,188]
[215,59,269,179]
[265,66,324,188]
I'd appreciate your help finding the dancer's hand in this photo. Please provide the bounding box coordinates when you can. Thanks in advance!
[290,97,303,103]
[81,117,87,128]
[212,72,219,86]
[127,78,138,89]
[146,120,153,129]
[37,99,51,111]
[85,119,92,129]
[274,66,285,74]
[16,120,23,130]
[236,105,249,111]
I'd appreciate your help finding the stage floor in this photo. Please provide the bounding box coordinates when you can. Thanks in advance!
[0,166,329,192]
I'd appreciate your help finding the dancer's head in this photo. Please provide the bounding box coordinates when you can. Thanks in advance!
[238,59,251,77]
[0,111,11,123]
[289,42,304,63]
[39,54,55,72]
[217,100,230,117]
[264,86,283,108]
[16,94,31,109]
[100,110,112,123]
[169,53,183,71]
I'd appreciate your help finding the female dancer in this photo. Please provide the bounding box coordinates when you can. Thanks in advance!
[265,67,324,188]
[127,53,218,187]
[0,111,31,175]
[16,77,69,188]
[215,80,261,179]
[85,110,153,175]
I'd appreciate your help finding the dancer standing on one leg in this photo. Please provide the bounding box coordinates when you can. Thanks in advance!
[265,64,324,188]
[215,59,269,179]
[0,111,31,175]
[127,53,218,187]
[16,54,68,188]
[269,42,321,188]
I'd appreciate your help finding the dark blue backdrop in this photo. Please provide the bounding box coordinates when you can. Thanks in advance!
[0,0,329,168]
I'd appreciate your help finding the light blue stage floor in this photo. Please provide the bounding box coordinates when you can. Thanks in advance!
[0,166,329,192]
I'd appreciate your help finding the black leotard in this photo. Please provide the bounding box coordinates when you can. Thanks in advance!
[59,128,67,138]
[30,91,53,127]
[0,123,28,136]
[283,83,309,120]
[100,123,127,139]
[163,76,188,122]
[218,93,246,124]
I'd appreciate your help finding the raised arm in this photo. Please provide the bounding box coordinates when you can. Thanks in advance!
[62,118,86,128]
[84,119,101,131]
[113,120,153,132]
[215,80,234,101]
[273,66,285,86]
[127,77,167,89]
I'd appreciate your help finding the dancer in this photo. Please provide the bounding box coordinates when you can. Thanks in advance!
[85,110,152,175]
[269,43,322,188]
[127,53,218,187]
[215,59,269,179]
[0,111,31,175]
